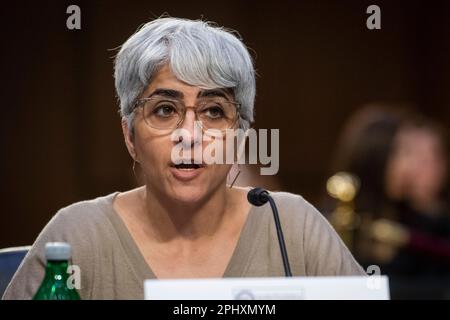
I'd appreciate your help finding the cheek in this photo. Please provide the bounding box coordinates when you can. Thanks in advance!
[214,163,232,175]
[134,132,173,173]
[203,135,235,180]
[414,160,446,193]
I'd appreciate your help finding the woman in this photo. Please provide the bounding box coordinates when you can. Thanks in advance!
[3,17,364,300]
[327,104,450,298]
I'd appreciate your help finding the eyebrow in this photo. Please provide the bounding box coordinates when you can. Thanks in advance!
[146,88,231,100]
[198,89,230,100]
[147,89,183,99]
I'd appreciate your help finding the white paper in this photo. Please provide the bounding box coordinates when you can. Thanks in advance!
[144,276,390,300]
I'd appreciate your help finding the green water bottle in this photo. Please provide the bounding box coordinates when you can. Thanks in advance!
[33,242,81,300]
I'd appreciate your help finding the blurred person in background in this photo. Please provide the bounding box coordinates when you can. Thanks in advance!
[324,103,450,299]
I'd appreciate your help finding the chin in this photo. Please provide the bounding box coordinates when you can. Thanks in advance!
[169,183,210,204]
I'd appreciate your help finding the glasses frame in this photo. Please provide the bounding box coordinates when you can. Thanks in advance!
[133,96,242,133]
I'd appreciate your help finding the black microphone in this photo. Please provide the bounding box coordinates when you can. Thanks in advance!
[247,187,293,277]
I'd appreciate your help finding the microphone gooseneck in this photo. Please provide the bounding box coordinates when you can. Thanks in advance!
[247,188,293,277]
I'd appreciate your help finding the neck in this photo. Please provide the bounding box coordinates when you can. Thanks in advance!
[140,184,236,242]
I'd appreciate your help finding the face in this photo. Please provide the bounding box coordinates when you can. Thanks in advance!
[385,127,447,207]
[123,64,237,204]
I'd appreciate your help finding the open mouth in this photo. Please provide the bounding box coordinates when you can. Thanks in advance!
[170,161,206,170]
[173,163,204,170]
[169,160,206,181]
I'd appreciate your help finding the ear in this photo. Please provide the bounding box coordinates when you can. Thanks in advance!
[121,117,137,161]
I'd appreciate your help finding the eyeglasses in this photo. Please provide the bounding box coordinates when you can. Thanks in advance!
[134,97,240,132]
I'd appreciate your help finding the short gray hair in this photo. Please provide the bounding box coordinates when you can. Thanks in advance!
[114,17,256,131]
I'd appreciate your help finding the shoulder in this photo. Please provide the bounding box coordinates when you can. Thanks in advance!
[252,189,335,247]
[39,192,120,242]
[267,190,365,275]
[3,192,121,300]
[52,192,118,224]
[267,190,325,226]
[268,190,312,210]
[35,192,122,277]
[267,190,336,238]
[244,188,329,232]
[265,190,339,251]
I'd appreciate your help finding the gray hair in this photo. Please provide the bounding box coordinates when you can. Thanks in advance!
[114,17,256,131]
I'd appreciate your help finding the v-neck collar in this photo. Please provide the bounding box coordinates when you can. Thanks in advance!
[102,191,265,281]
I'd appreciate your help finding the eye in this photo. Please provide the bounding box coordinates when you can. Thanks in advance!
[203,105,225,119]
[153,104,177,118]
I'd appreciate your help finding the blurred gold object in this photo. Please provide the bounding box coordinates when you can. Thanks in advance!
[327,172,411,262]
[372,241,398,264]
[367,218,410,263]
[370,218,409,247]
[327,172,361,249]
[326,172,360,202]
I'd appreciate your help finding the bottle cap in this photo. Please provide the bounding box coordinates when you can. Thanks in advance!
[45,242,71,261]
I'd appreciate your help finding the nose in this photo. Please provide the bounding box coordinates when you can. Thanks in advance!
[178,108,202,148]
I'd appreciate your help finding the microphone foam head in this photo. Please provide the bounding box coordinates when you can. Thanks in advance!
[247,187,270,206]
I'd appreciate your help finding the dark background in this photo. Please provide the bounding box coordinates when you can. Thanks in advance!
[1,0,449,248]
